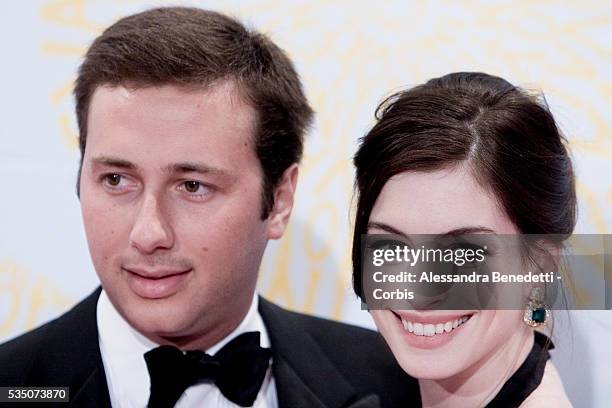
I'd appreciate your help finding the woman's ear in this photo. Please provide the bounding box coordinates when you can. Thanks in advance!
[530,240,562,274]
[523,240,563,304]
[266,164,298,240]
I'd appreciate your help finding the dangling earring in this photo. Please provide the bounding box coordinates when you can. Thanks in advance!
[523,287,550,327]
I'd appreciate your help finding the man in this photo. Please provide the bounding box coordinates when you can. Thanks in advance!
[0,7,418,408]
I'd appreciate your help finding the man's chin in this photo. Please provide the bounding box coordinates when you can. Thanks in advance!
[125,311,195,343]
[109,295,196,340]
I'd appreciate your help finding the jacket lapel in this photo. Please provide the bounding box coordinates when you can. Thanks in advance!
[36,289,383,407]
[345,395,381,408]
[31,287,111,407]
[259,297,380,408]
[69,364,111,407]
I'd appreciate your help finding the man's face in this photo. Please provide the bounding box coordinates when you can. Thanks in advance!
[80,82,274,348]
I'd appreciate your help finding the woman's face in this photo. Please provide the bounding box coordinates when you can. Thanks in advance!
[368,165,530,380]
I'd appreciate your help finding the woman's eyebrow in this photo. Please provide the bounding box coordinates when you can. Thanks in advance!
[438,227,496,237]
[367,222,495,239]
[366,222,416,246]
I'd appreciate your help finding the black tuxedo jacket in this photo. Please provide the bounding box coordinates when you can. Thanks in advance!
[0,288,419,407]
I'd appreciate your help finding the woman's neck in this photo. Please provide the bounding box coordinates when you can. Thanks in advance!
[418,329,534,408]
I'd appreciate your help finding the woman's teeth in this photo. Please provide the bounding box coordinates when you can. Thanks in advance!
[401,315,471,337]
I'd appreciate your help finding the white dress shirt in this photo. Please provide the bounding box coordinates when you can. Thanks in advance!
[97,290,278,408]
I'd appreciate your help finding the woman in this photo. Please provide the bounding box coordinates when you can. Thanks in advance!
[352,72,574,407]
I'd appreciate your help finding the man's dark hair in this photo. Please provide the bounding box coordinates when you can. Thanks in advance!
[352,72,577,298]
[74,6,313,218]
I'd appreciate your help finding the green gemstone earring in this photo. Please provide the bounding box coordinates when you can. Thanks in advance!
[523,287,550,327]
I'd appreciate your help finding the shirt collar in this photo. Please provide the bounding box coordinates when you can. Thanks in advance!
[96,289,269,406]
[97,289,269,353]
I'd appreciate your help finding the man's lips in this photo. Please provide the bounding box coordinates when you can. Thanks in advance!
[122,267,192,279]
[122,267,193,299]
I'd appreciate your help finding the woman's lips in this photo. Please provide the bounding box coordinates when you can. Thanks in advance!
[391,310,475,349]
[123,267,192,299]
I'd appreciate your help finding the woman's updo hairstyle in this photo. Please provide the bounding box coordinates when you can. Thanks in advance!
[352,72,576,299]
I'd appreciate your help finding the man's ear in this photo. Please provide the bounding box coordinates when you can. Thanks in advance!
[267,163,298,240]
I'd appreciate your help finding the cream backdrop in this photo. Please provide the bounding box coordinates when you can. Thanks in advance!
[1,0,611,406]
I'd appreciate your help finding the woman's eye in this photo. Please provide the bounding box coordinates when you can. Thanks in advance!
[369,239,408,252]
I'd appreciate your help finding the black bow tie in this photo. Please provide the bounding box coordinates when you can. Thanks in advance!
[144,331,272,408]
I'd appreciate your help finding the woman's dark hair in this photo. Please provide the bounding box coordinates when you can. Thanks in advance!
[352,72,577,298]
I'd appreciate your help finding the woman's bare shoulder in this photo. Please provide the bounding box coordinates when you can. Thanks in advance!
[520,361,573,407]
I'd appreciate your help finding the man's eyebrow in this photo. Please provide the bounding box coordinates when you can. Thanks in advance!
[89,157,229,176]
[163,162,229,176]
[90,156,137,170]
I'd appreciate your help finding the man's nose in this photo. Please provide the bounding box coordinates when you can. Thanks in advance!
[129,194,174,254]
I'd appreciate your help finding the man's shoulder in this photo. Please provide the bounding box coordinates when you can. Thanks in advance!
[264,299,382,344]
[259,298,419,406]
[259,297,415,376]
[0,288,102,386]
[0,320,53,384]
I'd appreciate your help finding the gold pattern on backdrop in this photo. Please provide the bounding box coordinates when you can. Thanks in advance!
[21,0,611,327]
[0,260,72,339]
